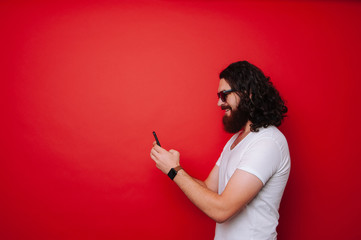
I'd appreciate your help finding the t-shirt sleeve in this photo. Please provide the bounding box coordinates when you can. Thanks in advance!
[237,137,282,185]
[216,151,223,167]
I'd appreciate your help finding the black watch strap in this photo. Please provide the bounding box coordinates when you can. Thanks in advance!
[168,166,183,180]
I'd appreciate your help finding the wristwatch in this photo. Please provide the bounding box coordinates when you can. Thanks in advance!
[167,166,183,180]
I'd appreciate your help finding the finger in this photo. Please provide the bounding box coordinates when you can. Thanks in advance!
[151,146,159,154]
[150,148,160,159]
[153,144,165,153]
[150,152,157,161]
[150,150,160,162]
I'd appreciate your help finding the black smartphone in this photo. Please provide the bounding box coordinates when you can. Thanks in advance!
[152,131,161,147]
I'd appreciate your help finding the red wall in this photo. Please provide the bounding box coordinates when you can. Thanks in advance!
[1,1,361,239]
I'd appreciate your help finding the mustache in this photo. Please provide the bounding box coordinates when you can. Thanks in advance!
[221,105,232,110]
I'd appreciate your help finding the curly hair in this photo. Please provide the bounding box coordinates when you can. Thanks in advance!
[219,61,287,132]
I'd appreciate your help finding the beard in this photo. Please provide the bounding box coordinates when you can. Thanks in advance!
[222,104,250,133]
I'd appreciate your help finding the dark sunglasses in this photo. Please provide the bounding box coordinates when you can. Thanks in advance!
[217,89,236,102]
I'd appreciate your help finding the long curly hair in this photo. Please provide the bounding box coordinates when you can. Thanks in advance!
[220,61,287,132]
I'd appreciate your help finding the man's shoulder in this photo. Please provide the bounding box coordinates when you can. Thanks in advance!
[251,126,287,145]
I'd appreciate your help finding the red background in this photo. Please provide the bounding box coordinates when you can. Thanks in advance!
[1,0,361,239]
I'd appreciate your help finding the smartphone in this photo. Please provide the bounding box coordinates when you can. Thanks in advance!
[152,131,161,147]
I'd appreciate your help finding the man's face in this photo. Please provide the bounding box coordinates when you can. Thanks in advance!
[217,78,249,133]
[217,78,240,116]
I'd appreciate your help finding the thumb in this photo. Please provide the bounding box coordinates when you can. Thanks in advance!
[169,149,179,156]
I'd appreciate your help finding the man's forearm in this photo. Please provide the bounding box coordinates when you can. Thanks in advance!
[173,169,227,223]
[193,178,207,188]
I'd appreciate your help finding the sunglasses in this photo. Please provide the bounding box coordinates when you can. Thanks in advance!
[217,89,236,102]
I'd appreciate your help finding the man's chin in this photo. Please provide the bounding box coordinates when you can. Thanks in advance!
[222,110,249,133]
[223,117,240,133]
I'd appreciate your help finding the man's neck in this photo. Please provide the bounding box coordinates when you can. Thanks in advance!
[242,120,252,134]
[230,121,252,150]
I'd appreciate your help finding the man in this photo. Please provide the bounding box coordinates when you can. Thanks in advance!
[150,61,290,240]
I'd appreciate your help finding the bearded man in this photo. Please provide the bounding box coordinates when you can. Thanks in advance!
[150,61,290,240]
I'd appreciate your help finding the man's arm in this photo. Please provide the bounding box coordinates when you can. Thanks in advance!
[192,165,219,192]
[193,178,207,188]
[150,143,262,223]
[174,167,262,223]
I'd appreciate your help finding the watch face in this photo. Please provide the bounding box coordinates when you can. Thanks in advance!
[168,168,177,180]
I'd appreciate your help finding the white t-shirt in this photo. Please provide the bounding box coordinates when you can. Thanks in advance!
[214,126,290,240]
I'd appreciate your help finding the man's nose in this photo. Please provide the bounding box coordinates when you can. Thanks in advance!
[217,97,224,106]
